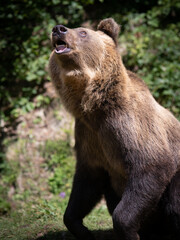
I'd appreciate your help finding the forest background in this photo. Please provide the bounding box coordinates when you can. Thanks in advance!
[0,0,180,239]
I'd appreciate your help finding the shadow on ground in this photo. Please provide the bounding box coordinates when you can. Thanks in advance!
[35,229,114,240]
[35,230,177,240]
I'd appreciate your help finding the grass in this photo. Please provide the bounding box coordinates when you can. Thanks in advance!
[0,200,113,240]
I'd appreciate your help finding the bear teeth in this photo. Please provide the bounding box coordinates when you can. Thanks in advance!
[55,44,67,48]
[55,44,67,51]
[55,43,71,54]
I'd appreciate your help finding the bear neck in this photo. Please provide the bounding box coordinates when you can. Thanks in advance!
[50,51,131,122]
[81,57,131,114]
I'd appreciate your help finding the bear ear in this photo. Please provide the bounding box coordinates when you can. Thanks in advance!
[97,18,120,45]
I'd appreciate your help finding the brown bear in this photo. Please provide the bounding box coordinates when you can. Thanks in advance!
[49,18,180,240]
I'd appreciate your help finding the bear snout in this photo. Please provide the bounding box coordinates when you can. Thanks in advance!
[52,25,68,36]
[51,25,72,55]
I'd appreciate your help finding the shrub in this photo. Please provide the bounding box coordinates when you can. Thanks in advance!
[0,0,90,125]
[118,2,180,118]
[42,140,75,195]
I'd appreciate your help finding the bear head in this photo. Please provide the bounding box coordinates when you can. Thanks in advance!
[50,18,120,71]
[49,18,124,116]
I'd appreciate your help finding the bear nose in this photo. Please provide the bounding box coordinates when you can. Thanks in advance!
[52,25,68,35]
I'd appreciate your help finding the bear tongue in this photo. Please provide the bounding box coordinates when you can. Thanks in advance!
[55,44,67,53]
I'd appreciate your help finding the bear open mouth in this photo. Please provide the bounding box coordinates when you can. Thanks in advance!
[54,39,71,54]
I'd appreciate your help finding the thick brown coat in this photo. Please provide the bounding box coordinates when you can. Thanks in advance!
[49,18,180,240]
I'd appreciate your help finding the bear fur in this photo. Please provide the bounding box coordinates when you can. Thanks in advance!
[49,18,180,240]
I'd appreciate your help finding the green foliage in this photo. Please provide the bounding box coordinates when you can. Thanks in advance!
[42,140,75,195]
[1,0,179,127]
[0,0,87,124]
[0,155,20,214]
[34,199,62,221]
[118,1,180,118]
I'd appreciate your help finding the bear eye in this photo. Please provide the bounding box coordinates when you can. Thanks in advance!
[79,31,87,37]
